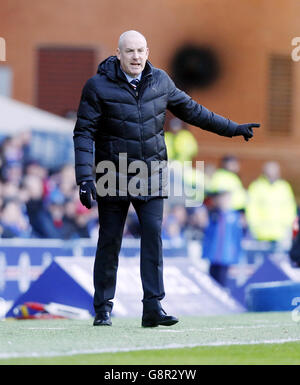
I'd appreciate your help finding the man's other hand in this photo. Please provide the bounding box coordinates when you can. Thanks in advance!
[79,181,97,209]
[234,123,260,141]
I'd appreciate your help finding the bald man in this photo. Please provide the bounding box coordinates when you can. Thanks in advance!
[73,30,259,327]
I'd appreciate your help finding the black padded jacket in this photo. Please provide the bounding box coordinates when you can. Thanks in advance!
[73,56,239,201]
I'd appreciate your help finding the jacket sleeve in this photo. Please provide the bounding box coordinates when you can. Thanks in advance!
[166,74,238,137]
[73,78,102,185]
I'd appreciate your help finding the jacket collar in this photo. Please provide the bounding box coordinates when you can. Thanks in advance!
[97,56,153,83]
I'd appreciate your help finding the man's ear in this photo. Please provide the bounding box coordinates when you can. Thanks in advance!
[116,48,121,60]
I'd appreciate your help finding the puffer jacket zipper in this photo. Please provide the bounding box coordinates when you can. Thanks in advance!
[136,81,146,161]
[136,74,152,161]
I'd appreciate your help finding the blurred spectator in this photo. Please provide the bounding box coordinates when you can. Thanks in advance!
[55,164,77,199]
[165,118,198,163]
[0,198,31,238]
[22,175,62,238]
[204,162,216,193]
[46,189,66,234]
[0,136,23,164]
[162,215,185,247]
[171,204,188,229]
[0,131,101,240]
[63,197,99,239]
[62,196,78,238]
[185,205,208,242]
[289,217,300,267]
[72,201,95,238]
[0,131,31,166]
[162,204,188,247]
[2,181,20,201]
[21,174,44,201]
[245,161,297,244]
[1,160,23,187]
[208,155,247,212]
[42,164,77,206]
[24,161,48,180]
[202,190,244,287]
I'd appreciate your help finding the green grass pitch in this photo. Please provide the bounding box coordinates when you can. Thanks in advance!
[1,312,300,365]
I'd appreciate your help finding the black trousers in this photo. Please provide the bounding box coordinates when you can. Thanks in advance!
[209,264,229,287]
[93,197,165,314]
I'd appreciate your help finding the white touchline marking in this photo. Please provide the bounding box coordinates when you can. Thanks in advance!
[158,324,293,333]
[1,338,300,359]
[20,328,68,330]
[158,330,186,333]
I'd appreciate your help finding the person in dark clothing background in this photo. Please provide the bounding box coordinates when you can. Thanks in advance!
[73,30,259,327]
[202,190,244,287]
[290,216,300,267]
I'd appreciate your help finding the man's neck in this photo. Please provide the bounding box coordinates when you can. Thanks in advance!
[120,67,142,83]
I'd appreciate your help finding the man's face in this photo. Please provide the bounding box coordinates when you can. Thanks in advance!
[116,34,149,78]
[263,162,280,182]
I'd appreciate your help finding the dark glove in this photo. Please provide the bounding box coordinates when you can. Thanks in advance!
[79,181,97,209]
[234,123,260,141]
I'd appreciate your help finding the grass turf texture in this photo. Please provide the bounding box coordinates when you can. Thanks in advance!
[1,312,300,365]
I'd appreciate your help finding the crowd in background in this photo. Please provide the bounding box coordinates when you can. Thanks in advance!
[0,121,298,286]
[0,132,97,239]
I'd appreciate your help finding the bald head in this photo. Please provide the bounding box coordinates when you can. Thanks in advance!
[118,30,147,49]
[116,30,149,78]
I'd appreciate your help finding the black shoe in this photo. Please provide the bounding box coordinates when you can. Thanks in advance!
[142,309,179,327]
[93,311,112,326]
